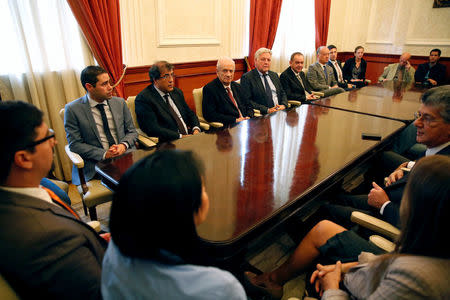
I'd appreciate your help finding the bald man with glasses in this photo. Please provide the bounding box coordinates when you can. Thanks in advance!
[135,61,201,142]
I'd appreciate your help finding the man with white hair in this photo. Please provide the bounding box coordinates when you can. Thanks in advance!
[240,48,288,114]
[202,57,253,125]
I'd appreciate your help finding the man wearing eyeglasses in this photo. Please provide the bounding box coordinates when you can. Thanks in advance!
[64,66,138,186]
[326,85,450,228]
[135,61,201,142]
[0,101,106,299]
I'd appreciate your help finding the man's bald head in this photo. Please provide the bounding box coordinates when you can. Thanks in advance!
[399,52,411,66]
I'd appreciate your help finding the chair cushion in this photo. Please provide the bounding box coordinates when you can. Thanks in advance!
[77,180,113,207]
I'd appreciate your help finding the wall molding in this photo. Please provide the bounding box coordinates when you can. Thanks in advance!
[404,39,450,46]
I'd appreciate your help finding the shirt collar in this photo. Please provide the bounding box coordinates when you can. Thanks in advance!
[154,85,168,98]
[88,94,107,108]
[257,69,268,76]
[426,141,450,156]
[0,186,53,204]
[318,62,327,68]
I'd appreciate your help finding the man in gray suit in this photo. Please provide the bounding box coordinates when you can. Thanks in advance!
[64,66,138,185]
[307,46,345,97]
[0,101,106,299]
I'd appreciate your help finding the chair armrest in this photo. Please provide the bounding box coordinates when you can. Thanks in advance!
[87,220,101,232]
[312,91,325,97]
[369,235,395,252]
[365,79,371,84]
[197,116,223,128]
[64,145,84,168]
[136,129,158,143]
[137,135,157,148]
[288,100,301,107]
[253,109,262,117]
[351,211,400,240]
[209,122,224,128]
[199,122,210,131]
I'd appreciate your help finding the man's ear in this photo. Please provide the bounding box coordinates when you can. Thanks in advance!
[85,82,93,91]
[14,150,33,170]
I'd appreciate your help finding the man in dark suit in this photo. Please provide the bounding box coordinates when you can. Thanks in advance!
[327,85,450,227]
[415,48,447,86]
[135,61,201,142]
[64,66,138,185]
[0,101,107,299]
[280,52,317,102]
[327,45,353,90]
[240,47,288,114]
[202,57,253,125]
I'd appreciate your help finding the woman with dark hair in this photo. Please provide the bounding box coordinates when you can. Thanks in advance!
[247,155,450,299]
[101,150,246,299]
[342,46,368,88]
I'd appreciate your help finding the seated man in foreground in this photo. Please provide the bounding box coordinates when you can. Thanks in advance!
[327,85,450,227]
[64,66,138,185]
[240,47,288,114]
[307,46,345,97]
[0,101,107,299]
[202,57,253,125]
[280,52,317,102]
[135,61,201,142]
[415,48,447,87]
[378,52,415,83]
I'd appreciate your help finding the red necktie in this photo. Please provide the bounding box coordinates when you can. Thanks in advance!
[42,187,80,220]
[226,87,243,118]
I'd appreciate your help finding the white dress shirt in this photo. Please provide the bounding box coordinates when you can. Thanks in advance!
[257,69,279,106]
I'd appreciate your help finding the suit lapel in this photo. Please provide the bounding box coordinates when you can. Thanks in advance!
[252,69,267,98]
[107,98,122,140]
[81,95,102,145]
[151,85,172,116]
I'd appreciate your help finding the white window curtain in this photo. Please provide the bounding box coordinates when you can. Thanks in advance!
[270,0,316,73]
[0,0,94,181]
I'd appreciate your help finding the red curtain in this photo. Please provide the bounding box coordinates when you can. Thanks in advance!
[315,0,332,50]
[67,0,125,98]
[248,0,283,70]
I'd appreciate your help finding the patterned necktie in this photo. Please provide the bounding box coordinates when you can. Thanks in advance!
[163,94,188,135]
[263,74,275,107]
[95,103,116,147]
[226,87,243,118]
[323,65,328,82]
[334,61,343,82]
[296,73,309,97]
[42,187,80,220]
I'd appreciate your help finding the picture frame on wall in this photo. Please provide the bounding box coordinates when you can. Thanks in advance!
[433,0,450,8]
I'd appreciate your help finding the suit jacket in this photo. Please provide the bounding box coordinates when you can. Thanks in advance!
[414,62,447,85]
[64,95,138,185]
[202,78,254,125]
[0,190,106,299]
[307,62,338,91]
[342,57,367,81]
[280,67,313,102]
[327,60,348,89]
[240,69,288,114]
[378,63,415,83]
[135,85,200,143]
[382,145,450,226]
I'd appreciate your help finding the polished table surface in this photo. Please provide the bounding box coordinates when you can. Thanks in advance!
[96,103,406,257]
[310,81,425,122]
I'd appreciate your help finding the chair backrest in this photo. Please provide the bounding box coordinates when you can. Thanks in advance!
[126,96,140,129]
[0,273,20,300]
[59,108,65,122]
[192,88,204,119]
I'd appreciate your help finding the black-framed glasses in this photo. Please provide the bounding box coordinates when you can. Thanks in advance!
[22,128,55,149]
[414,111,442,126]
[159,73,176,80]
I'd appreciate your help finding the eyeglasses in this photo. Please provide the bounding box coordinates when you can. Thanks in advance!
[159,73,176,80]
[22,128,55,149]
[414,111,442,126]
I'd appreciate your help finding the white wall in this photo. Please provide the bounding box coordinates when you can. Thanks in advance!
[119,0,248,66]
[327,0,450,56]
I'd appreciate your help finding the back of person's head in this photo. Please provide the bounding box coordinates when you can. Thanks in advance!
[397,155,450,258]
[110,150,205,263]
[148,61,174,83]
[0,101,43,184]
[80,66,108,90]
[421,85,450,123]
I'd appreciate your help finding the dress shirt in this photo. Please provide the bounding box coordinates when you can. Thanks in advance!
[0,186,54,205]
[380,140,450,215]
[88,96,119,150]
[257,70,279,106]
[155,86,200,138]
[330,60,344,82]
[223,84,243,117]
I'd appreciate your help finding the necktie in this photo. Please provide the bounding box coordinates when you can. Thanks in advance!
[95,103,116,147]
[163,94,188,135]
[323,65,328,82]
[42,187,80,220]
[226,87,243,118]
[334,61,343,82]
[296,73,309,97]
[263,74,275,107]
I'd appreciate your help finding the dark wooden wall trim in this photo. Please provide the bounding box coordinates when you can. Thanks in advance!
[338,52,450,85]
[123,59,246,111]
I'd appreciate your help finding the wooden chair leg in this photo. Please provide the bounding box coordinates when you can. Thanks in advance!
[81,199,88,216]
[88,206,98,221]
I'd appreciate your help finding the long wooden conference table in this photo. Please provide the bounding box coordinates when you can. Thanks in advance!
[96,84,423,264]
